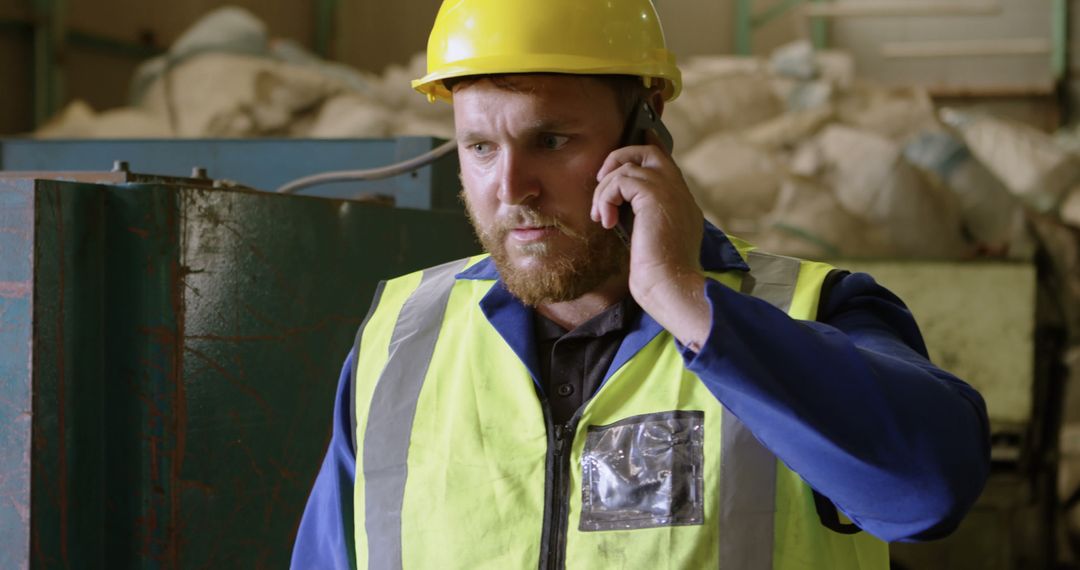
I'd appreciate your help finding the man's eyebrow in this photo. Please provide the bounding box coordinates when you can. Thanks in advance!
[457,130,487,143]
[458,119,580,142]
[528,118,578,132]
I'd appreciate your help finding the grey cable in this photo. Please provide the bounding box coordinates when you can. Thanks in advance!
[275,138,458,194]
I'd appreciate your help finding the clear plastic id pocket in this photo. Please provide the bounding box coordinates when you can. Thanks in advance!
[579,410,705,532]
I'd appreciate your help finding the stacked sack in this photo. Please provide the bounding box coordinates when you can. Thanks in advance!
[669,41,1043,261]
[34,7,455,140]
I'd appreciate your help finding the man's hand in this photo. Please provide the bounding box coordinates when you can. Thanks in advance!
[591,131,710,351]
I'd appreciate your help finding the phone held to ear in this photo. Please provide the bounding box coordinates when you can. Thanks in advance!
[613,101,674,248]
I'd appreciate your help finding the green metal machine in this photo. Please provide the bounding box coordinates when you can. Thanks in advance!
[0,141,478,568]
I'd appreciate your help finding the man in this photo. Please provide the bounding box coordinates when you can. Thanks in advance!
[292,1,990,568]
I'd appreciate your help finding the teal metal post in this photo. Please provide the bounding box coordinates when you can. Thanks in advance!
[32,0,54,126]
[32,0,66,126]
[735,0,753,55]
[315,0,338,58]
[1052,0,1068,81]
[811,0,829,50]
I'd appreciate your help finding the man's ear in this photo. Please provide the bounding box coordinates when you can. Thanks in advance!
[649,89,665,117]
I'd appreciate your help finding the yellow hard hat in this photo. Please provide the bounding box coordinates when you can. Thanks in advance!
[412,0,681,103]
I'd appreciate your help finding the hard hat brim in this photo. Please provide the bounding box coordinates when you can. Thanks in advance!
[412,53,682,103]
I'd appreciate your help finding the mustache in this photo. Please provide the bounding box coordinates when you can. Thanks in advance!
[492,208,586,241]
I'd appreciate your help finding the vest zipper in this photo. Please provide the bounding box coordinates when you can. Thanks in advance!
[537,398,580,570]
[550,420,576,570]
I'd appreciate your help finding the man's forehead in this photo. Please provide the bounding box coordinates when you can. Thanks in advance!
[453,74,613,101]
[451,73,626,134]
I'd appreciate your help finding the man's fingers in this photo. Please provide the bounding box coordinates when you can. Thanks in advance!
[592,165,629,226]
[596,144,654,181]
[597,139,675,183]
[593,163,656,228]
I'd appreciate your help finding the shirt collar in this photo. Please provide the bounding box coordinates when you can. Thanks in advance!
[534,296,640,341]
[455,221,749,281]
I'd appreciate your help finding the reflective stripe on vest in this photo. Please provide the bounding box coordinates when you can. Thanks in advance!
[361,258,470,570]
[717,251,801,569]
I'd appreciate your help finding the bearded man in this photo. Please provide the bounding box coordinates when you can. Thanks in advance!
[291,1,990,569]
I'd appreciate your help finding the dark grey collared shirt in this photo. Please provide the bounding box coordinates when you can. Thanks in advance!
[534,297,641,425]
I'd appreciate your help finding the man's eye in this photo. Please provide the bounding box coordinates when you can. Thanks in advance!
[471,142,493,156]
[541,135,569,150]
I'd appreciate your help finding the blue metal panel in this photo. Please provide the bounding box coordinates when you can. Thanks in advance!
[0,179,33,570]
[0,137,461,210]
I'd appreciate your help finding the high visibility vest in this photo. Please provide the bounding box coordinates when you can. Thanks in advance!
[352,244,889,569]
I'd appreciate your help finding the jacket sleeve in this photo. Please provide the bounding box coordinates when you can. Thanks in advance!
[291,350,357,570]
[682,271,990,543]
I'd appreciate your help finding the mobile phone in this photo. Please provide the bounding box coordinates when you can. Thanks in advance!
[613,100,674,247]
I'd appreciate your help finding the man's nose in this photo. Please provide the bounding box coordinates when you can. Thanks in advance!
[497,150,541,206]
